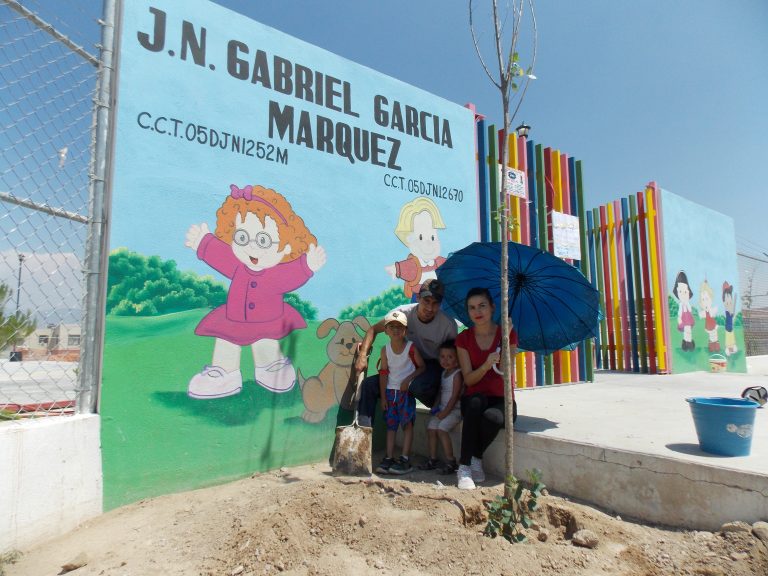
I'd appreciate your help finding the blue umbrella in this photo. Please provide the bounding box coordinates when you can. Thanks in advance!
[436,241,600,355]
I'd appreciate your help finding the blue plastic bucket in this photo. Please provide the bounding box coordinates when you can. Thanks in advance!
[686,397,759,456]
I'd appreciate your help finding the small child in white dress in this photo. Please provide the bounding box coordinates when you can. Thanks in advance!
[419,339,463,474]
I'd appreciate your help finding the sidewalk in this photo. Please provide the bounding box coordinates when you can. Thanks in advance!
[410,355,768,530]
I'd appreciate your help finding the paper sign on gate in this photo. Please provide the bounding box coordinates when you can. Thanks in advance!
[552,211,581,260]
[498,166,527,199]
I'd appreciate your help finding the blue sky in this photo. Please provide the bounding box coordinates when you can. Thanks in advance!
[3,0,767,316]
[211,0,768,257]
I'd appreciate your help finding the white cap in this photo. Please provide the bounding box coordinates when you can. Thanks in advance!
[384,310,407,327]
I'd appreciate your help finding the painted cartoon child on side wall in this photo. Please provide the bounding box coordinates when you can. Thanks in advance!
[722,281,738,356]
[185,184,327,399]
[385,198,446,301]
[673,270,695,352]
[698,279,720,353]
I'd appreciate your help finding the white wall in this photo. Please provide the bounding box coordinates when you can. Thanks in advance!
[0,414,102,552]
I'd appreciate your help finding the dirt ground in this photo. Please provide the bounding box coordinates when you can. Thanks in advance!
[4,460,768,576]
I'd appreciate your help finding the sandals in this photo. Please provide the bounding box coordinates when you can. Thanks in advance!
[418,458,441,470]
[438,459,458,475]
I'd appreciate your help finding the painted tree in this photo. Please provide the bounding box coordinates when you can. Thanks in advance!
[469,0,537,498]
[0,282,36,351]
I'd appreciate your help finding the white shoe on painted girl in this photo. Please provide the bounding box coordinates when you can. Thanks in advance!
[188,365,243,399]
[254,357,296,393]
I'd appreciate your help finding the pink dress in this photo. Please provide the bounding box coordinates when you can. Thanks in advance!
[194,234,313,346]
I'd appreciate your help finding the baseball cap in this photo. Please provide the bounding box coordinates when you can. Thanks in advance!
[419,279,444,302]
[384,309,408,327]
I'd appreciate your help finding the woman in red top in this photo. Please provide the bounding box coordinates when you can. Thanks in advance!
[455,287,518,490]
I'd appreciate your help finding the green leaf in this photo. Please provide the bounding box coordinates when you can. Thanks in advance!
[513,52,519,62]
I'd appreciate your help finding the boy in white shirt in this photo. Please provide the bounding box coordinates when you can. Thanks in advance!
[419,339,463,474]
[375,310,425,475]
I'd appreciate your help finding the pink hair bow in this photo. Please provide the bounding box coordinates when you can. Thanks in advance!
[230,184,253,200]
[227,183,288,224]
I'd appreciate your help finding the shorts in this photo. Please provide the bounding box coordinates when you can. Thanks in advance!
[427,407,461,432]
[427,409,462,433]
[384,389,416,431]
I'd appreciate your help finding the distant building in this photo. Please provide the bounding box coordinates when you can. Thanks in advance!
[15,324,81,361]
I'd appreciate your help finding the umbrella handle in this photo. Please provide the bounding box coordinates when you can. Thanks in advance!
[492,347,503,375]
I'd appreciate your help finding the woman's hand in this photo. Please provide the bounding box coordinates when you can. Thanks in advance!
[484,349,501,370]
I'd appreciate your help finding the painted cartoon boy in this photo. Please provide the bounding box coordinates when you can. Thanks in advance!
[385,198,446,300]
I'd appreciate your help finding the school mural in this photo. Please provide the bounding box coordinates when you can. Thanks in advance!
[102,0,479,509]
[660,189,746,374]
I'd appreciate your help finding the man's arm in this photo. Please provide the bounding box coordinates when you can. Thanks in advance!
[354,319,386,372]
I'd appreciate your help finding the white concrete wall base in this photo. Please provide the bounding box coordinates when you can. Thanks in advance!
[408,411,767,531]
[0,414,103,553]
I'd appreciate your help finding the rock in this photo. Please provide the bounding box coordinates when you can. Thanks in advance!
[730,551,749,561]
[59,552,88,574]
[752,521,768,544]
[358,515,368,527]
[572,529,599,549]
[693,530,714,542]
[720,521,751,533]
[537,528,550,542]
[547,503,581,538]
[231,567,244,576]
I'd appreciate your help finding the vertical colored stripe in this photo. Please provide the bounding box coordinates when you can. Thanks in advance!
[648,183,671,373]
[574,158,588,381]
[629,195,648,373]
[592,207,608,369]
[487,125,499,242]
[637,192,657,373]
[607,203,623,371]
[646,187,666,373]
[622,197,639,372]
[586,209,600,373]
[529,141,544,386]
[600,205,616,370]
[477,118,489,242]
[614,199,631,370]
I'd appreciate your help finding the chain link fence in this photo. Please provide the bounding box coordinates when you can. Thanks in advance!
[738,252,768,357]
[1,0,104,418]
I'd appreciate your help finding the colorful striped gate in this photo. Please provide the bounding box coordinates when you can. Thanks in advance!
[475,120,594,386]
[586,182,671,373]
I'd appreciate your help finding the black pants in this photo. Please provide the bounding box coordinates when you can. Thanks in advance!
[358,359,442,422]
[459,394,515,466]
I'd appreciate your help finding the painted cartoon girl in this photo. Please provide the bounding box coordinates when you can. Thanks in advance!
[185,184,326,399]
[385,197,446,301]
[698,279,720,353]
[722,281,738,356]
[673,270,695,352]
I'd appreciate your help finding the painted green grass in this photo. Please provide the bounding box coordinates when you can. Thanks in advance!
[101,309,354,510]
[668,319,747,374]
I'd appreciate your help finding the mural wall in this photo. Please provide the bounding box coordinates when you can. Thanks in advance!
[103,0,479,509]
[660,189,746,374]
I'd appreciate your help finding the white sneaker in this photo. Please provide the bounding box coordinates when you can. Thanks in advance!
[470,457,486,483]
[188,366,242,399]
[457,465,476,490]
[254,357,296,393]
